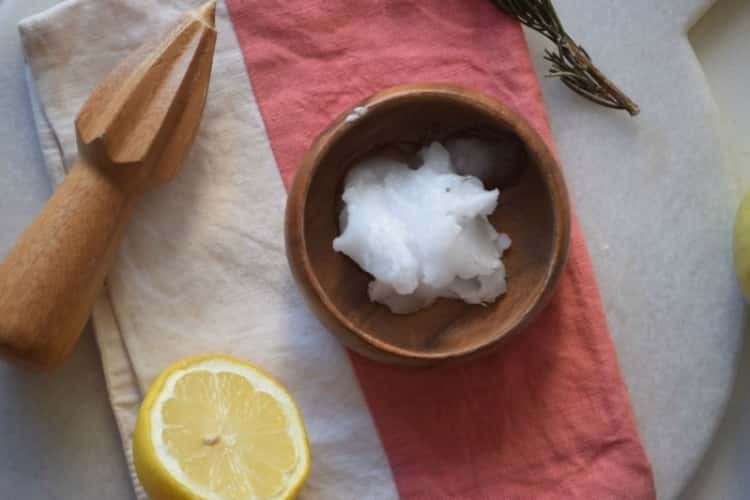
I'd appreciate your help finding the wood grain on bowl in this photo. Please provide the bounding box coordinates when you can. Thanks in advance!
[285,84,570,365]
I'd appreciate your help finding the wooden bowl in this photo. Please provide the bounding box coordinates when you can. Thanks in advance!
[285,84,571,365]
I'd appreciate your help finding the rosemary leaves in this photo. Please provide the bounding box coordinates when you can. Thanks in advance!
[490,0,640,116]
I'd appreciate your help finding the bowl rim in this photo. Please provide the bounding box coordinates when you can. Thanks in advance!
[285,83,571,363]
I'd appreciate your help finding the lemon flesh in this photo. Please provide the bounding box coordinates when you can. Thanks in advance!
[133,355,310,500]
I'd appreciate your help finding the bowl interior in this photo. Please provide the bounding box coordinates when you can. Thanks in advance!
[302,91,562,359]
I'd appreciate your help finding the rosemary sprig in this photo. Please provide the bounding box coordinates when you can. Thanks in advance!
[490,0,640,116]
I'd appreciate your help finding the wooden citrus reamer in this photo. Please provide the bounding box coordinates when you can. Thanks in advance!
[0,1,217,368]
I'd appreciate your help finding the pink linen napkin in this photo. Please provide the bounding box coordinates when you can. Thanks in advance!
[227,0,656,498]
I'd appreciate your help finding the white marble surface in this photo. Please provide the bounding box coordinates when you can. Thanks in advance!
[0,0,746,499]
[524,1,745,497]
[682,0,750,497]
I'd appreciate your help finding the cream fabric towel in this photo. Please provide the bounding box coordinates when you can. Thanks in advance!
[19,1,397,498]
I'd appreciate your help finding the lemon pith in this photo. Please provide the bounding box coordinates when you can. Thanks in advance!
[133,355,310,500]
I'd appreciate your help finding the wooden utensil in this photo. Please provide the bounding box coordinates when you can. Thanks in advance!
[0,1,217,369]
[286,85,571,365]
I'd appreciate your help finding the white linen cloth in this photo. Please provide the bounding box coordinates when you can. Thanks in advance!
[18,1,398,498]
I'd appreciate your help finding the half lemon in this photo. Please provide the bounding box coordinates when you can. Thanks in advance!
[133,355,310,500]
